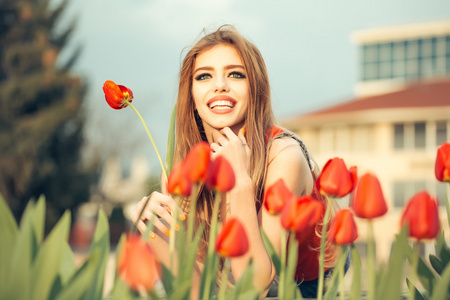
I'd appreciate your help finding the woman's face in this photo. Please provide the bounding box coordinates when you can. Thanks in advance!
[191,44,249,137]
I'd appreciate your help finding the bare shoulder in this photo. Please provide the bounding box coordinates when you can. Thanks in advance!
[266,136,313,196]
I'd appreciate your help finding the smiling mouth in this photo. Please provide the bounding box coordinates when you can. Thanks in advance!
[208,100,235,110]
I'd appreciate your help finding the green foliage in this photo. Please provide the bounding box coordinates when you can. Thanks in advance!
[0,193,114,300]
[0,0,97,232]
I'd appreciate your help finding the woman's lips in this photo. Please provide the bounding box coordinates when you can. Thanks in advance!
[207,95,236,114]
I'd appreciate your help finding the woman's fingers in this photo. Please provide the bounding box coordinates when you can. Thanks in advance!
[131,192,185,238]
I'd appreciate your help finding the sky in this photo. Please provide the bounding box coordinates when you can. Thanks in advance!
[55,0,450,171]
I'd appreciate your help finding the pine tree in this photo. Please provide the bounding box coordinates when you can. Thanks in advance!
[0,0,96,230]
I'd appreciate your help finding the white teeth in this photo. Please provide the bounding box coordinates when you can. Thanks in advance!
[209,100,234,109]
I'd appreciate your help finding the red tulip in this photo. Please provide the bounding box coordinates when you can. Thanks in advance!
[328,209,359,245]
[400,191,440,240]
[118,233,161,291]
[263,178,296,215]
[103,80,133,110]
[215,218,249,257]
[350,173,388,219]
[317,158,357,198]
[206,156,236,192]
[435,142,450,183]
[167,162,193,196]
[281,195,323,233]
[183,142,211,183]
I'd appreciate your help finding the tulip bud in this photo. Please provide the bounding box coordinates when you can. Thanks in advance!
[400,191,440,240]
[263,179,295,215]
[317,158,357,198]
[350,173,388,219]
[206,156,235,192]
[435,142,450,183]
[103,80,133,110]
[183,142,211,183]
[215,218,249,257]
[167,162,193,196]
[281,195,323,233]
[328,209,359,245]
[118,234,161,291]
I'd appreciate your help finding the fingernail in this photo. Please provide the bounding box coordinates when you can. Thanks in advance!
[179,213,186,221]
[149,233,155,239]
[166,230,171,236]
[175,224,180,231]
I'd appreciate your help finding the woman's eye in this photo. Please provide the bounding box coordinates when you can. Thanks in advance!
[195,73,211,81]
[229,71,246,79]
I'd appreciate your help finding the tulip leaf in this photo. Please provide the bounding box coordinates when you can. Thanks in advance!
[85,210,110,300]
[232,261,257,298]
[349,244,362,300]
[406,278,426,300]
[429,254,444,275]
[404,241,437,293]
[165,103,177,175]
[430,262,450,300]
[261,228,281,276]
[7,200,38,300]
[167,280,191,300]
[436,231,450,267]
[324,247,347,300]
[378,227,407,300]
[160,263,175,295]
[108,278,135,300]
[55,248,101,300]
[31,210,71,300]
[30,195,46,249]
[285,236,301,300]
[0,194,18,298]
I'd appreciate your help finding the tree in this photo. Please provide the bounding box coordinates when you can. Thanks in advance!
[0,0,96,230]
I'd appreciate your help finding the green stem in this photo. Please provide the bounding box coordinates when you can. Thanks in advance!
[408,242,420,300]
[218,261,230,300]
[279,229,287,300]
[202,192,222,299]
[169,204,179,271]
[317,202,332,300]
[367,221,375,300]
[339,247,345,300]
[187,184,199,244]
[127,102,168,182]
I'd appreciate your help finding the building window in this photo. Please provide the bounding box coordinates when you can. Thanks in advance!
[414,122,426,149]
[436,121,448,146]
[393,122,429,150]
[359,34,450,81]
[394,124,404,149]
[393,180,427,208]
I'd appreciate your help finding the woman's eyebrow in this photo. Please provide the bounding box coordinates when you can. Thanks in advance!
[193,64,245,74]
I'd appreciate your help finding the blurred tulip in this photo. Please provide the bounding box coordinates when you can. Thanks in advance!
[103,80,133,110]
[400,191,440,240]
[435,142,450,183]
[167,162,193,196]
[281,195,323,233]
[118,234,161,291]
[350,173,388,219]
[215,218,249,257]
[183,142,211,183]
[206,156,236,192]
[317,158,357,198]
[263,178,295,215]
[328,209,359,245]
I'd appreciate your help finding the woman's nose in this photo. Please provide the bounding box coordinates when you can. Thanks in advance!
[214,76,230,93]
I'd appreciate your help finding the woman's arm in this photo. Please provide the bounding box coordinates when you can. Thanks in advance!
[261,137,314,257]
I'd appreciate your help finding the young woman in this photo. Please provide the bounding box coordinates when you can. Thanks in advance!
[131,25,336,299]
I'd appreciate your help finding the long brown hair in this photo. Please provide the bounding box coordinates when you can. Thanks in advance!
[174,25,275,253]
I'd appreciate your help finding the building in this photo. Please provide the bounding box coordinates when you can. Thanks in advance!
[282,20,450,262]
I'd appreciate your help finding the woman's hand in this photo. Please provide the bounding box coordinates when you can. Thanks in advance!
[210,127,251,180]
[131,192,185,238]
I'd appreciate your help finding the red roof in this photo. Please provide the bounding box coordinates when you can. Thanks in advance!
[303,78,450,117]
